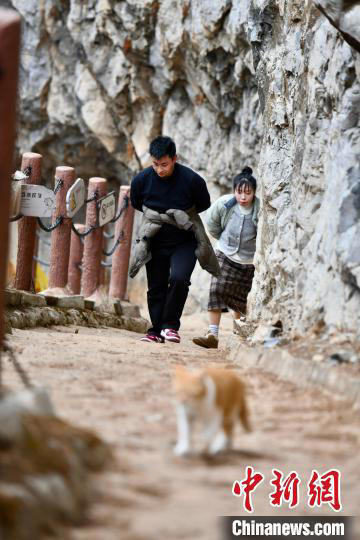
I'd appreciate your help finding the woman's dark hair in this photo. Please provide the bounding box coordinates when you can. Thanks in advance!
[149,136,176,159]
[233,166,257,192]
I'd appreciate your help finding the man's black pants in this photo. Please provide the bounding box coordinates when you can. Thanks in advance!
[145,239,197,335]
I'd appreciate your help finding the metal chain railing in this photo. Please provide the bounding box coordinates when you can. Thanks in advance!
[102,231,124,257]
[37,215,63,232]
[36,178,64,231]
[70,194,128,239]
[109,195,129,223]
[69,190,100,237]
[23,166,31,178]
[86,191,98,203]
[53,177,63,194]
[10,182,128,238]
[9,212,23,222]
[71,222,96,237]
[103,230,115,240]
[9,175,131,279]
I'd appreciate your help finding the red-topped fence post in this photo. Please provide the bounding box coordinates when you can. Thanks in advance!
[48,166,75,290]
[81,178,107,298]
[99,234,106,288]
[68,224,85,295]
[109,186,134,300]
[14,152,42,291]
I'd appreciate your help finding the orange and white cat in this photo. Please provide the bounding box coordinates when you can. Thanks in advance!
[173,366,250,456]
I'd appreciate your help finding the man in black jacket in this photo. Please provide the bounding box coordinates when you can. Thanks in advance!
[130,136,211,343]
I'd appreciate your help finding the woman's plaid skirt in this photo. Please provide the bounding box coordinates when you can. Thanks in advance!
[207,250,255,314]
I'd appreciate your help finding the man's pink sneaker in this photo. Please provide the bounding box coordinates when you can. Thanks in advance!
[140,334,164,343]
[161,329,181,343]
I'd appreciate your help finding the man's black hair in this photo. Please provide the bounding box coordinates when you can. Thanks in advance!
[233,166,257,192]
[149,136,176,159]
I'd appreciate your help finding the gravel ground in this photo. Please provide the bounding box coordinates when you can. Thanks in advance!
[5,312,360,540]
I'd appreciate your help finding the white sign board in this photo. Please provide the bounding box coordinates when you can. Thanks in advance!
[20,185,55,217]
[66,178,86,218]
[97,192,116,227]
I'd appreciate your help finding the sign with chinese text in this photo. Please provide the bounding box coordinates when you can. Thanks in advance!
[20,185,55,217]
[97,192,116,227]
[66,178,86,218]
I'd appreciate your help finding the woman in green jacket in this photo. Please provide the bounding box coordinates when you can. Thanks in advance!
[193,167,259,349]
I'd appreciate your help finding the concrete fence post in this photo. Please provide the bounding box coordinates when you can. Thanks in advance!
[99,233,106,288]
[67,224,85,295]
[14,152,42,291]
[109,186,134,300]
[0,9,21,344]
[48,166,75,290]
[80,178,107,298]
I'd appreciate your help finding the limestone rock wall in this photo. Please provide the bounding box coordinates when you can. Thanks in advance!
[5,0,360,335]
[7,0,261,186]
[245,0,360,337]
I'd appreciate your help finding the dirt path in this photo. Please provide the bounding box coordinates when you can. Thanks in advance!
[6,314,360,540]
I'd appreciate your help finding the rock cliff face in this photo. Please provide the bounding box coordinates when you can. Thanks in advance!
[8,0,261,186]
[6,0,360,336]
[245,0,360,337]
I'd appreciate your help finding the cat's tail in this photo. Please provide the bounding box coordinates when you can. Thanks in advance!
[239,395,252,432]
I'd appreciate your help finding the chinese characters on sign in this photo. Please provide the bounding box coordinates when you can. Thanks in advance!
[232,468,341,513]
[20,185,55,217]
